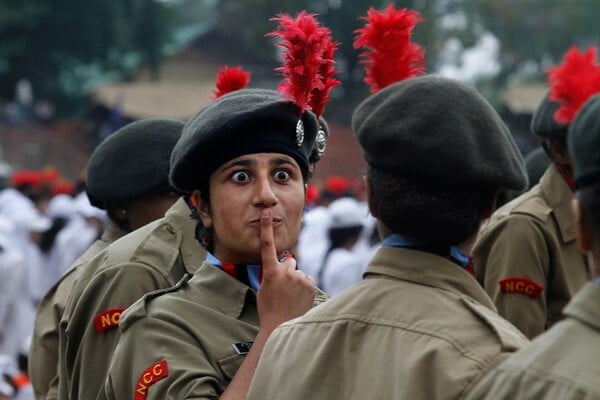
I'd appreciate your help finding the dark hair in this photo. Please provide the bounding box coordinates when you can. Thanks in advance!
[367,167,495,246]
[576,182,600,242]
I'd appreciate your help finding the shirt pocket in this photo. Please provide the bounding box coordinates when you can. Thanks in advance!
[217,353,246,382]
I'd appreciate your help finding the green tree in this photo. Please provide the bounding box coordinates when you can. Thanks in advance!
[0,0,175,115]
[462,0,600,86]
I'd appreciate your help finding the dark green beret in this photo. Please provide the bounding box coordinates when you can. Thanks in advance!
[170,89,321,194]
[531,92,569,138]
[524,146,551,188]
[351,76,528,191]
[87,118,184,208]
[568,94,600,188]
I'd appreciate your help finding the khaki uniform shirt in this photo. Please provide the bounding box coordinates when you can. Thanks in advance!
[54,198,205,400]
[473,164,589,339]
[102,262,328,400]
[29,221,127,400]
[466,281,600,400]
[247,246,528,400]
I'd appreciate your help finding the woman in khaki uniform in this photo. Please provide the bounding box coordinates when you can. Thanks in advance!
[28,118,183,400]
[102,85,332,399]
[473,92,589,339]
[247,74,531,399]
[467,94,600,400]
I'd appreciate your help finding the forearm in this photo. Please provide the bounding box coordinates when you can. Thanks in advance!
[219,329,272,400]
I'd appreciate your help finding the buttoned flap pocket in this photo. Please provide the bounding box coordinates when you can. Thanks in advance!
[217,353,246,381]
[461,296,528,352]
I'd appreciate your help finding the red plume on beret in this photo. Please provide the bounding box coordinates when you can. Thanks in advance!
[268,11,340,117]
[353,4,425,93]
[212,66,251,99]
[548,46,600,123]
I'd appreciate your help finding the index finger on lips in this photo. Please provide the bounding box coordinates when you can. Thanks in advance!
[260,208,279,276]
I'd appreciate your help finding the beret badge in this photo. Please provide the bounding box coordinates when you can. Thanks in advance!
[315,127,327,157]
[295,119,305,147]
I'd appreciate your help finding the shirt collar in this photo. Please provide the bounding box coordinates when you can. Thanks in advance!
[164,197,207,274]
[364,246,495,310]
[101,220,128,243]
[540,164,577,243]
[188,261,254,319]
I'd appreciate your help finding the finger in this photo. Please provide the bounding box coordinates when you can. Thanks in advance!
[260,208,279,276]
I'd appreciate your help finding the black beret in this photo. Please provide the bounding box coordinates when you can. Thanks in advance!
[568,94,600,188]
[524,146,551,188]
[87,118,184,208]
[530,92,569,138]
[170,89,321,194]
[352,76,528,191]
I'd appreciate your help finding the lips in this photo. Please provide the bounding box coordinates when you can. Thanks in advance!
[249,217,283,225]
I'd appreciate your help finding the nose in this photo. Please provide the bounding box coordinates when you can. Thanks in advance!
[252,175,278,208]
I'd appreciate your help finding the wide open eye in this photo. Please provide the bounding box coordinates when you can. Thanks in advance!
[232,171,251,183]
[273,170,290,182]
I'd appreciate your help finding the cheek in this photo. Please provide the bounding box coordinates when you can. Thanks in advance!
[284,189,306,231]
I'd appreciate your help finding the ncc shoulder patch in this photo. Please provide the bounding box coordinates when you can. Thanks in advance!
[134,359,169,400]
[499,277,544,299]
[93,308,125,333]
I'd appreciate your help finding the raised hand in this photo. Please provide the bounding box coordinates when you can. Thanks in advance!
[257,208,315,332]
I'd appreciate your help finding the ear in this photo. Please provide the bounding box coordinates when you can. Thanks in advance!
[192,190,213,229]
[572,197,593,252]
[364,175,379,218]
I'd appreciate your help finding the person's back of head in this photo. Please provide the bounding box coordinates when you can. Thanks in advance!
[352,76,528,247]
[568,94,600,274]
[86,118,184,231]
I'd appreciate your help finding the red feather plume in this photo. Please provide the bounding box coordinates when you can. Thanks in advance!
[309,36,340,118]
[354,4,425,93]
[212,66,251,99]
[268,11,340,116]
[548,46,600,123]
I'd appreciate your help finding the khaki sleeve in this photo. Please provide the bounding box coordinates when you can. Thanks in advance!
[60,263,171,400]
[465,363,591,400]
[473,215,550,339]
[103,316,223,400]
[29,269,77,400]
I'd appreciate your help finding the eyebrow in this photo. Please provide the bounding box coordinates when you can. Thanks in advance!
[269,156,297,167]
[219,156,297,171]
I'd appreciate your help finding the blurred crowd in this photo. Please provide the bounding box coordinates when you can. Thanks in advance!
[0,167,105,399]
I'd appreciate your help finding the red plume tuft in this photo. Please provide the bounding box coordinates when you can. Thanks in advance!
[212,66,251,99]
[548,46,600,123]
[268,11,340,116]
[309,36,340,118]
[353,4,425,93]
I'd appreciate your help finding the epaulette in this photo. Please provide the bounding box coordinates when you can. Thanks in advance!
[490,185,552,224]
[461,296,528,352]
[119,274,191,332]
